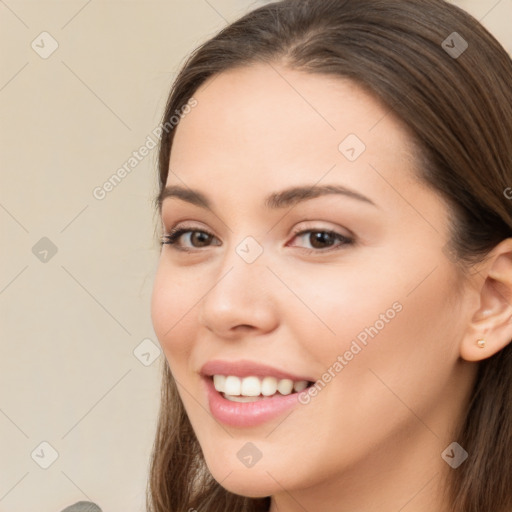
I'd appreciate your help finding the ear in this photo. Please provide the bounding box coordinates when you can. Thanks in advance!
[460,237,512,362]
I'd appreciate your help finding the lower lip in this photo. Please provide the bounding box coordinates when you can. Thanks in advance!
[203,377,307,428]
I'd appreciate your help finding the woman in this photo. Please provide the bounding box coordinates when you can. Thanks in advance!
[148,0,512,510]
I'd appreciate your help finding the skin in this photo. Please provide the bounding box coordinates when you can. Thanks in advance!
[151,63,512,512]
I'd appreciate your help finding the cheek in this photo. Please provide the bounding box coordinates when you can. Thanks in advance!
[151,261,198,359]
[277,260,403,360]
[286,252,460,406]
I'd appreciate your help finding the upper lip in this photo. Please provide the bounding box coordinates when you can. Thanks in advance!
[200,359,314,382]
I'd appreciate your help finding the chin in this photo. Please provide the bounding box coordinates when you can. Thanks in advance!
[204,458,282,497]
[214,471,277,498]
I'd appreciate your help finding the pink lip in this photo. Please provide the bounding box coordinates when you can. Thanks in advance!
[202,376,309,428]
[200,359,314,382]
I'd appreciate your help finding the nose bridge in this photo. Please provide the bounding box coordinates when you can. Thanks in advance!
[210,234,269,306]
[216,233,269,293]
[198,234,277,334]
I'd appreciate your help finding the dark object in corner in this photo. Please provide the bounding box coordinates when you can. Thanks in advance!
[60,502,102,512]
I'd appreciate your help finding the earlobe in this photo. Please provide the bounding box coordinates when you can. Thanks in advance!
[476,339,486,348]
[460,238,512,362]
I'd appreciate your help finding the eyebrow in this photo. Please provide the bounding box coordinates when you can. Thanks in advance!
[158,183,378,211]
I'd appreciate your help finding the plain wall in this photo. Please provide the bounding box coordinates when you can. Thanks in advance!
[1,1,510,511]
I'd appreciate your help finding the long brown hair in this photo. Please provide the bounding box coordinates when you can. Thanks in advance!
[147,1,512,510]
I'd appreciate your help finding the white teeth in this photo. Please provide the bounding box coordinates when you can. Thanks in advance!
[261,376,277,396]
[241,376,261,396]
[212,375,310,398]
[224,375,241,396]
[276,378,293,395]
[213,375,226,393]
[293,380,308,392]
[224,395,262,403]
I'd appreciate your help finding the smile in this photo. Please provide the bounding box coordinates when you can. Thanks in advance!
[203,375,313,427]
[213,375,311,401]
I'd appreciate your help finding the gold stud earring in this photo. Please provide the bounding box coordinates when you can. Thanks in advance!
[477,339,486,348]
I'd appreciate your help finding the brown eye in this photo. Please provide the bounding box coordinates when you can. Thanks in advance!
[290,229,354,253]
[308,231,337,249]
[161,228,219,250]
[188,231,214,247]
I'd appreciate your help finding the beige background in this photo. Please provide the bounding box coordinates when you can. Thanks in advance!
[0,1,510,511]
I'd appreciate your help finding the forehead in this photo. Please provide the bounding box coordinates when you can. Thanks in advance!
[171,63,414,157]
[166,63,421,205]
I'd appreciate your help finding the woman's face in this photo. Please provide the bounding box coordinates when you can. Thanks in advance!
[151,64,476,507]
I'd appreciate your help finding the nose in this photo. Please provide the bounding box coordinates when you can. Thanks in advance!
[197,243,279,338]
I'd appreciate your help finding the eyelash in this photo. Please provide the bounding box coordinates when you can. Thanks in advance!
[160,224,355,254]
